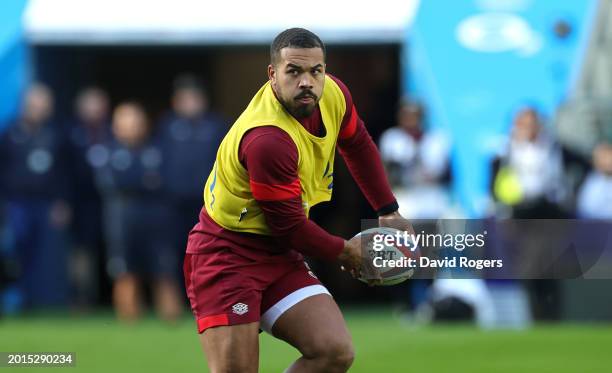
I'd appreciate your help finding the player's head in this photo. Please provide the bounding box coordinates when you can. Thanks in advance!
[112,101,150,148]
[268,28,326,118]
[172,74,208,119]
[593,143,612,176]
[75,86,110,127]
[512,107,541,142]
[22,82,54,127]
[398,98,424,133]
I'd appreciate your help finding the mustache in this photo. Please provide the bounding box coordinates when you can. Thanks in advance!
[295,91,317,100]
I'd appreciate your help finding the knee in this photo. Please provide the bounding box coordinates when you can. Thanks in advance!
[304,336,355,371]
[329,339,355,371]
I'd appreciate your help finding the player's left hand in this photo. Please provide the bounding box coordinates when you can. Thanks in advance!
[378,210,415,235]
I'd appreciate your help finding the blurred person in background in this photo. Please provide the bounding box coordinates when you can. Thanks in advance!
[491,106,567,321]
[0,83,72,312]
[491,107,567,218]
[95,102,181,323]
[379,99,452,219]
[67,86,112,309]
[548,99,595,210]
[555,98,612,164]
[577,143,612,218]
[158,75,226,265]
[378,99,452,313]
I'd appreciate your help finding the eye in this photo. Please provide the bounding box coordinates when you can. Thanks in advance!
[288,70,299,76]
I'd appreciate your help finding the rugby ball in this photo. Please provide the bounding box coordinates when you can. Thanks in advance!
[354,227,417,286]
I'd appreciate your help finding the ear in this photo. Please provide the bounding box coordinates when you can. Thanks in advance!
[268,64,275,83]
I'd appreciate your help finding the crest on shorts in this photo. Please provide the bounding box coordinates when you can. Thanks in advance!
[232,302,249,315]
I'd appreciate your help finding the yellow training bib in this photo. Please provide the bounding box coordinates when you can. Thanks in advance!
[203,75,347,235]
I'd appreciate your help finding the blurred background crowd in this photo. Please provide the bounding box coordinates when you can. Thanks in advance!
[1,0,611,327]
[0,77,226,322]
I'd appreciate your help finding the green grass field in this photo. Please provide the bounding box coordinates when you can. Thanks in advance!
[1,308,611,372]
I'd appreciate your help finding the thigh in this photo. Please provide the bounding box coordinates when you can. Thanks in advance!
[200,322,260,373]
[261,261,352,356]
[259,261,326,334]
[184,253,263,333]
[270,294,352,358]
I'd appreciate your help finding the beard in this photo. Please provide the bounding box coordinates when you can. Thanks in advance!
[290,101,317,118]
[279,91,319,119]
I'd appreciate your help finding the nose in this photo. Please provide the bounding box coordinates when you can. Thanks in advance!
[298,74,313,90]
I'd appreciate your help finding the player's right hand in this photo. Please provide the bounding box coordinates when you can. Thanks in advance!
[338,235,382,286]
[338,236,361,278]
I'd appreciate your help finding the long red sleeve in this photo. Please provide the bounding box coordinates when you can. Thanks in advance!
[329,75,399,215]
[239,127,345,261]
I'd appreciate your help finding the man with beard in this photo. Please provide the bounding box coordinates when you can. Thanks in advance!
[184,28,412,373]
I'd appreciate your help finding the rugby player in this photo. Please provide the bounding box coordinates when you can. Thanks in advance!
[184,28,413,373]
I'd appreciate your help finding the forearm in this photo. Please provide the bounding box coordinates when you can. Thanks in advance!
[338,121,398,215]
[283,219,345,261]
[258,198,344,261]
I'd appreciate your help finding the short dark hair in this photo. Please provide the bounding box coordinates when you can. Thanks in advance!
[270,28,326,65]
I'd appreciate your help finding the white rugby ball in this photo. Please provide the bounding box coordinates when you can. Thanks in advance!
[354,227,417,286]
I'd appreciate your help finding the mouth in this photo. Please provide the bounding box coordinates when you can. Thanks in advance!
[295,96,315,105]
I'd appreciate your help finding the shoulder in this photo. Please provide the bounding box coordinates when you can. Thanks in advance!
[327,74,350,95]
[326,74,353,106]
[240,126,298,167]
[242,126,295,149]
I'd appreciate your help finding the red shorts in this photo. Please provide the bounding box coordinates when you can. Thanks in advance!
[184,249,329,334]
